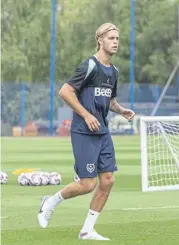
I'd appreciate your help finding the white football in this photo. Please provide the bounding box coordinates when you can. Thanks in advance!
[0,172,8,184]
[18,172,30,186]
[74,174,80,183]
[49,172,61,185]
[40,172,50,185]
[30,172,42,186]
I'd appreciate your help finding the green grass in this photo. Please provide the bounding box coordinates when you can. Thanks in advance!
[1,136,179,245]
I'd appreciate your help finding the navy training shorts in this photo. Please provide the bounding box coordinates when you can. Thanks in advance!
[71,132,117,178]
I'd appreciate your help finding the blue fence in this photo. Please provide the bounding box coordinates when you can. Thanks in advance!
[1,82,179,136]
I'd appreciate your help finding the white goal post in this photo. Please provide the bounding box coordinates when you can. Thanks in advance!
[140,116,179,192]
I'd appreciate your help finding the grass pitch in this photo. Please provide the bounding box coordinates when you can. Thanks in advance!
[1,136,179,245]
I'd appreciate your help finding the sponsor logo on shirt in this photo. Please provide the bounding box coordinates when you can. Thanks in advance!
[94,87,112,97]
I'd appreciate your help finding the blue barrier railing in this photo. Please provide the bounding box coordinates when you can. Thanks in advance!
[1,82,179,136]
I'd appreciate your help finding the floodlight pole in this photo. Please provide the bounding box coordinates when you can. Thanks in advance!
[20,82,26,136]
[177,4,179,86]
[49,0,57,136]
[129,0,136,134]
[177,4,179,43]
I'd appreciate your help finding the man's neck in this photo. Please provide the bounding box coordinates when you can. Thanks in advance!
[95,51,112,67]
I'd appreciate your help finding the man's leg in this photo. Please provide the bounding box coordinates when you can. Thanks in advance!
[38,133,101,229]
[54,177,97,200]
[79,172,114,237]
[38,178,97,228]
[79,133,117,240]
[90,172,114,212]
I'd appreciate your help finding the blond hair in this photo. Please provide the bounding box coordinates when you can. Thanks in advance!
[95,23,119,51]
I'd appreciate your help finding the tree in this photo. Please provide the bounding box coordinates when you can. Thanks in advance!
[2,0,179,84]
[1,0,52,82]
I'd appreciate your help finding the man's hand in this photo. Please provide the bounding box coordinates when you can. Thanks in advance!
[109,98,135,122]
[84,113,100,132]
[59,84,101,132]
[59,84,101,131]
[120,108,135,122]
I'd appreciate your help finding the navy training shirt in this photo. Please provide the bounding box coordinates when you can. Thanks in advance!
[66,56,118,134]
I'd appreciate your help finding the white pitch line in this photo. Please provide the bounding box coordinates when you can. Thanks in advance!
[121,205,179,211]
[0,216,8,219]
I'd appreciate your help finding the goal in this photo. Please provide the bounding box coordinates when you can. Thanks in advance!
[140,116,179,192]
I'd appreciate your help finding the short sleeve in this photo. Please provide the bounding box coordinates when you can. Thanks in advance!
[66,60,89,91]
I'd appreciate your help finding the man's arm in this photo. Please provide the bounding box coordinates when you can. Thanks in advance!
[59,59,100,132]
[59,84,100,131]
[109,97,124,114]
[109,98,135,122]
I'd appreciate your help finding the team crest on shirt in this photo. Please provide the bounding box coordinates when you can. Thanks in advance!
[87,163,95,173]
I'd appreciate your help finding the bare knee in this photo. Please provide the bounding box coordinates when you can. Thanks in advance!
[79,178,97,194]
[99,173,115,190]
[103,176,115,188]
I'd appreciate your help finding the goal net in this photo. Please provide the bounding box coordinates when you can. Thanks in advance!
[140,116,179,192]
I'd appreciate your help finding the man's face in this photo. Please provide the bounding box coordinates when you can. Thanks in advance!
[100,30,119,55]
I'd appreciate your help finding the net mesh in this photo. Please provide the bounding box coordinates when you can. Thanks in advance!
[147,121,179,188]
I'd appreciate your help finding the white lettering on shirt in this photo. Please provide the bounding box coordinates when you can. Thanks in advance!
[94,87,112,97]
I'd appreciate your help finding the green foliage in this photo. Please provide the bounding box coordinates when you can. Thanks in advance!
[1,0,179,83]
[2,0,52,82]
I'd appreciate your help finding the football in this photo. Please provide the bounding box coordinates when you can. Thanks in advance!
[0,172,8,184]
[30,172,42,186]
[49,172,62,185]
[74,174,80,183]
[18,172,30,186]
[40,172,50,185]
